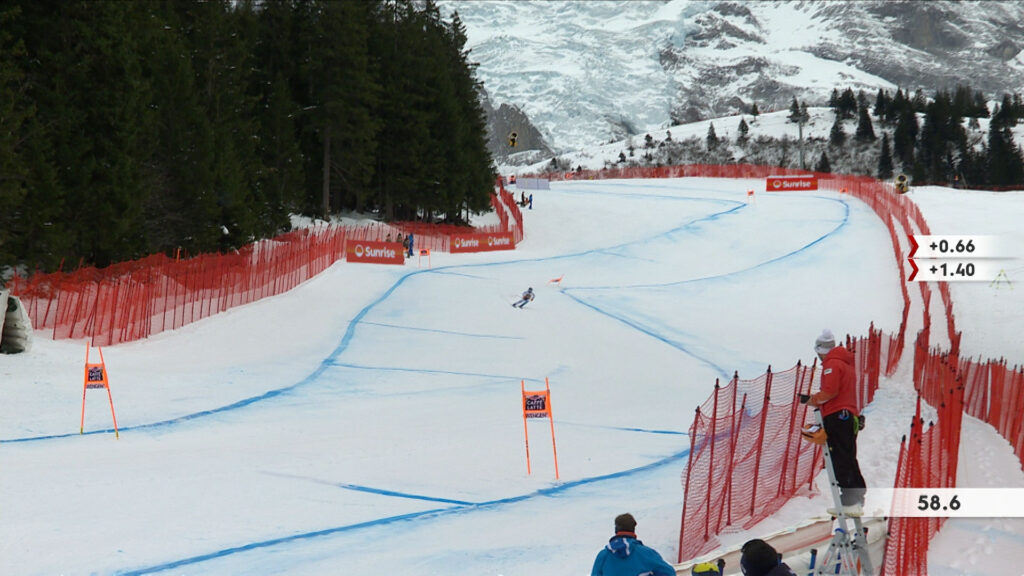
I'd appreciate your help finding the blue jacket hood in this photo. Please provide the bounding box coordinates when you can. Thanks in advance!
[606,535,637,558]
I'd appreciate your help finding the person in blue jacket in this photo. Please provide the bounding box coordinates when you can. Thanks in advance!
[406,232,414,257]
[591,513,676,576]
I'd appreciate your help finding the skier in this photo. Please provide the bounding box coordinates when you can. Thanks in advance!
[512,287,534,308]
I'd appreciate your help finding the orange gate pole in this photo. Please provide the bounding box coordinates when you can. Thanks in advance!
[522,380,532,475]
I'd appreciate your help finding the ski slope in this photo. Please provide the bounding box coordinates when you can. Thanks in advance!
[1,178,1020,575]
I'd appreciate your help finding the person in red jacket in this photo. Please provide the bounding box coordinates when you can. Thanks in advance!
[802,329,866,516]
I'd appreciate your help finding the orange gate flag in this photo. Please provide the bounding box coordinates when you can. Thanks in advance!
[521,378,559,479]
[81,341,120,438]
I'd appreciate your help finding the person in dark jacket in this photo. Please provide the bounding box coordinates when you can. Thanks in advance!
[591,513,675,576]
[739,539,796,576]
[802,328,867,516]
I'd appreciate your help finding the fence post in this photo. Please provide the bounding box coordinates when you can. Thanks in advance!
[749,367,772,517]
[678,406,700,563]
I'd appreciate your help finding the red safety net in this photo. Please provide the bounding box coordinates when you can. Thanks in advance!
[881,333,965,576]
[678,328,885,561]
[8,186,525,346]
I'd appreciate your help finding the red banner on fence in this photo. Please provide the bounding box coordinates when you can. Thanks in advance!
[449,232,516,253]
[766,175,818,191]
[346,241,405,264]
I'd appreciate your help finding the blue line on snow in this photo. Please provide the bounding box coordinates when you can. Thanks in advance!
[359,320,522,339]
[0,193,843,443]
[330,361,534,383]
[116,446,692,575]
[569,195,850,291]
[335,483,478,506]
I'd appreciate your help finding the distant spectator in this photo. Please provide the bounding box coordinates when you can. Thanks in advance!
[407,232,414,257]
[591,513,675,576]
[401,234,410,256]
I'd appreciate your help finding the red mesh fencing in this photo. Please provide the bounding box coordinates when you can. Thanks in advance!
[677,327,884,561]
[10,225,347,346]
[881,341,966,576]
[9,185,525,346]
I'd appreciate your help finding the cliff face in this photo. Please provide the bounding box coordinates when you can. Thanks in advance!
[481,90,553,164]
[440,0,1024,156]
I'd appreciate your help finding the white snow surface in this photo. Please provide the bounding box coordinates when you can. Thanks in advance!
[2,177,1024,575]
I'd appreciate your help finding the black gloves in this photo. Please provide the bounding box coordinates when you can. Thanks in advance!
[798,394,810,404]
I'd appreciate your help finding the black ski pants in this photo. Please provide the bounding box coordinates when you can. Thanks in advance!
[823,409,866,506]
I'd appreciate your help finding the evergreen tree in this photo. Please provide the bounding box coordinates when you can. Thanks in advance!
[737,117,749,142]
[829,115,846,146]
[856,89,868,110]
[912,88,927,112]
[986,99,1024,185]
[815,151,831,173]
[874,88,888,119]
[972,90,990,117]
[22,1,159,266]
[788,96,802,123]
[142,1,220,255]
[706,122,719,149]
[314,0,381,217]
[0,5,31,272]
[893,106,918,165]
[877,133,894,180]
[855,103,876,141]
[887,88,907,124]
[917,90,964,182]
[838,88,857,119]
[750,102,760,119]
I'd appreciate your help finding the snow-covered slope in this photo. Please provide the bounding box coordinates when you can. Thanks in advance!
[439,0,1024,152]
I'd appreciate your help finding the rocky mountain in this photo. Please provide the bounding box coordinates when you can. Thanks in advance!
[438,0,1024,158]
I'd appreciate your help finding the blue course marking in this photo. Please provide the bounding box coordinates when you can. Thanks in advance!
[329,361,535,384]
[569,195,850,291]
[1,190,841,444]
[559,288,732,379]
[336,483,478,506]
[359,320,522,340]
[116,445,692,575]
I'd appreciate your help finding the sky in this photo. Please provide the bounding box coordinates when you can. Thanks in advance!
[3,167,1023,575]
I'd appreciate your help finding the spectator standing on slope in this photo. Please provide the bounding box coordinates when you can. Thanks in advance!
[591,513,675,576]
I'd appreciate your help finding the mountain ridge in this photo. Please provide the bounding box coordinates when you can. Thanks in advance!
[438,0,1024,157]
